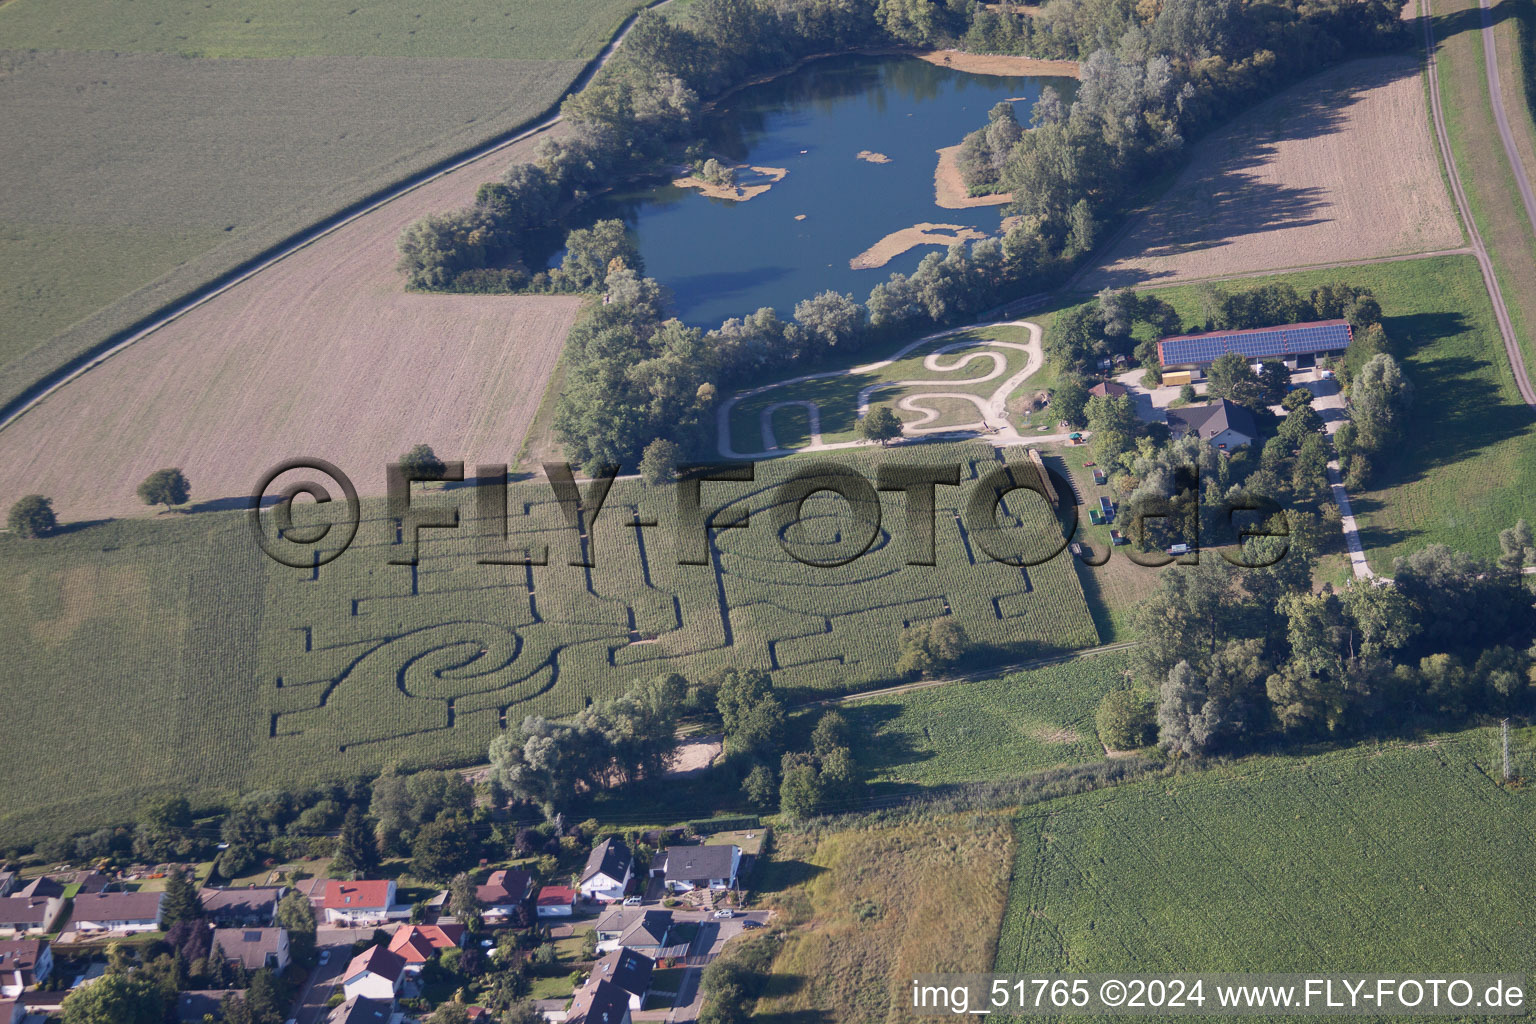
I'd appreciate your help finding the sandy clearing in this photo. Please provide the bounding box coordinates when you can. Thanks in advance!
[934,144,1013,209]
[665,734,723,777]
[1078,55,1461,291]
[0,130,582,522]
[673,164,787,202]
[916,49,1080,79]
[850,222,989,270]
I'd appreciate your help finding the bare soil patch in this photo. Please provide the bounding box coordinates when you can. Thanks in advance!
[916,49,1079,79]
[0,132,580,521]
[934,144,1013,209]
[850,222,988,270]
[1079,56,1462,291]
[665,734,723,778]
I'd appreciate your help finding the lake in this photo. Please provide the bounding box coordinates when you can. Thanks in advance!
[585,54,1076,327]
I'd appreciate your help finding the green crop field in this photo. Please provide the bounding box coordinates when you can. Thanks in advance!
[0,0,641,408]
[0,443,1099,843]
[1136,255,1536,572]
[726,325,1047,455]
[842,650,1133,790]
[994,728,1536,1007]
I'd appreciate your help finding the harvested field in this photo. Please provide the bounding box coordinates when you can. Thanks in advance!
[0,131,581,522]
[1080,56,1463,291]
[850,222,988,269]
[933,144,1012,209]
[916,49,1079,79]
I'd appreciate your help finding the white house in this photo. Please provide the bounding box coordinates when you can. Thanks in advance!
[0,939,51,997]
[1165,398,1259,452]
[579,838,634,903]
[322,880,398,926]
[536,886,576,919]
[0,897,63,937]
[70,892,163,934]
[593,908,672,955]
[590,948,653,1011]
[341,946,404,1002]
[653,844,741,892]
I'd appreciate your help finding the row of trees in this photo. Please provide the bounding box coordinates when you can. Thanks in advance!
[8,468,190,539]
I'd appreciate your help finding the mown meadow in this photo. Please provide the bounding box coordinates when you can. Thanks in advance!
[0,443,1100,843]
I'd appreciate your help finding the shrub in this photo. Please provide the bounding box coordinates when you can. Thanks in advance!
[7,494,56,538]
[1096,688,1158,750]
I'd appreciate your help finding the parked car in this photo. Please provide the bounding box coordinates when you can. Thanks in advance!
[623,896,643,906]
[713,909,735,919]
[318,950,330,965]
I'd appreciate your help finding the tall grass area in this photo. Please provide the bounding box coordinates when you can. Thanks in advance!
[841,650,1133,792]
[754,812,1017,1024]
[995,728,1536,1002]
[1143,255,1536,570]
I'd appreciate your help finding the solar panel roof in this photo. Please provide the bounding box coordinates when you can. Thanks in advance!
[1158,320,1352,366]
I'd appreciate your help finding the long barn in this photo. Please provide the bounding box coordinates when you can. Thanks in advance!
[1157,319,1353,372]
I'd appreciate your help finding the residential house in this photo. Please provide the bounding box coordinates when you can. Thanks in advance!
[475,868,532,924]
[386,923,464,970]
[63,872,110,895]
[590,948,653,1011]
[177,990,241,1023]
[0,869,17,897]
[567,978,633,1024]
[199,886,285,927]
[327,996,395,1024]
[70,891,163,934]
[579,838,634,903]
[0,895,61,938]
[536,886,577,918]
[1165,398,1259,451]
[593,908,671,955]
[0,999,17,1024]
[211,927,290,974]
[341,945,405,1001]
[0,939,51,997]
[1087,380,1129,399]
[323,880,398,926]
[10,879,62,902]
[653,844,741,892]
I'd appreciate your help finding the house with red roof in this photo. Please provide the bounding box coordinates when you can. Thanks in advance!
[536,885,577,918]
[341,945,404,1002]
[386,923,464,970]
[322,880,398,926]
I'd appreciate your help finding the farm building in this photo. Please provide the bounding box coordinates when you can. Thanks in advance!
[1166,399,1259,450]
[1157,319,1352,372]
[1088,380,1129,398]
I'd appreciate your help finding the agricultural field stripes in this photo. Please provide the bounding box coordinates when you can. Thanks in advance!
[0,443,1100,843]
[994,730,1536,1019]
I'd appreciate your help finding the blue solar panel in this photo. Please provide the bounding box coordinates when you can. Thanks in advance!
[1159,320,1351,366]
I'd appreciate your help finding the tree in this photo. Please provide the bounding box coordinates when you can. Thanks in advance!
[333,805,378,877]
[716,669,786,759]
[1204,352,1263,408]
[778,763,823,820]
[501,1000,545,1024]
[160,869,202,929]
[896,619,971,677]
[858,406,904,446]
[1351,353,1413,451]
[448,872,484,932]
[137,468,190,511]
[1498,519,1535,569]
[558,219,641,291]
[1258,360,1290,405]
[412,818,477,884]
[7,494,57,538]
[740,763,776,810]
[1052,377,1089,426]
[245,969,284,1024]
[640,438,680,485]
[1178,383,1197,405]
[1096,689,1157,749]
[276,890,317,963]
[429,1004,472,1024]
[398,444,446,479]
[62,973,167,1024]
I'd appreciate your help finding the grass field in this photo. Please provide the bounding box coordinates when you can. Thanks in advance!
[1133,255,1536,570]
[994,728,1536,1002]
[0,0,641,414]
[1082,55,1462,292]
[0,443,1099,843]
[754,812,1017,1024]
[725,324,1047,455]
[841,650,1133,791]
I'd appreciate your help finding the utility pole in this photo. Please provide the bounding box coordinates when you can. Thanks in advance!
[1502,718,1512,782]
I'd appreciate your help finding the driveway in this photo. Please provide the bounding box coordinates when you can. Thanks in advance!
[289,950,349,1024]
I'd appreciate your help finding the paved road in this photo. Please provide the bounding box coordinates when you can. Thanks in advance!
[1420,0,1536,407]
[290,949,348,1024]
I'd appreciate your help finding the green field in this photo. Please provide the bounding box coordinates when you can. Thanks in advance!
[1130,255,1536,571]
[0,0,641,409]
[0,443,1099,843]
[994,729,1536,1004]
[726,325,1050,455]
[842,651,1133,790]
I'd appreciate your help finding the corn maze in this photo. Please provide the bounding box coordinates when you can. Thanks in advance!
[259,443,1098,776]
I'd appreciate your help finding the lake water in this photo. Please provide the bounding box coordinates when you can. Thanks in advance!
[585,54,1076,327]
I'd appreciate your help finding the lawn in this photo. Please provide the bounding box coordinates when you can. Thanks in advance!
[994,728,1536,1001]
[0,443,1099,844]
[1138,255,1536,570]
[840,650,1133,792]
[754,812,1018,1024]
[726,324,1041,455]
[0,0,640,409]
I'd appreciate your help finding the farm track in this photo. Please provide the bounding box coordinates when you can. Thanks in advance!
[1420,0,1536,406]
